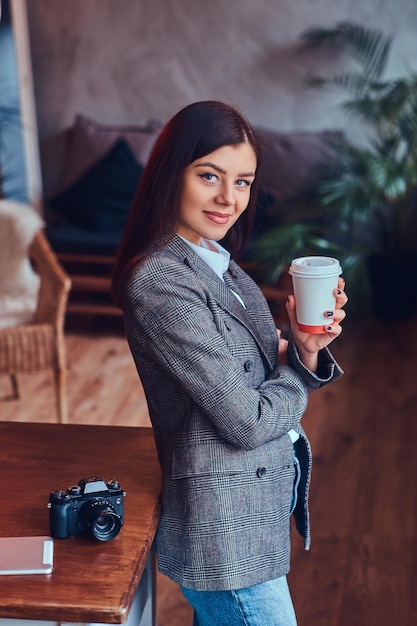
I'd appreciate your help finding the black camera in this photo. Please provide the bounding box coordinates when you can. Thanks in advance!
[48,477,125,541]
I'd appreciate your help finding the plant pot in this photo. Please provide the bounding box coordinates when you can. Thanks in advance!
[367,254,417,321]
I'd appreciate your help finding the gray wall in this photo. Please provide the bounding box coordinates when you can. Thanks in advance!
[26,0,417,141]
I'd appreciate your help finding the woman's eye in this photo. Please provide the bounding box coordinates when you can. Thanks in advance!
[236,179,252,188]
[200,173,218,182]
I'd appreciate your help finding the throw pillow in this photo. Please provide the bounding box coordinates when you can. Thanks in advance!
[49,138,143,233]
[59,113,162,192]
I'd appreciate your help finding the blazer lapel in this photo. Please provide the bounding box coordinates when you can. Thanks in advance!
[166,237,276,371]
[223,264,277,371]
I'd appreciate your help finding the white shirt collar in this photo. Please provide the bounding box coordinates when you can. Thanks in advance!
[179,237,230,281]
[178,236,246,308]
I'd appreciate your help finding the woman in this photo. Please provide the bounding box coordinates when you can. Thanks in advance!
[111,101,347,626]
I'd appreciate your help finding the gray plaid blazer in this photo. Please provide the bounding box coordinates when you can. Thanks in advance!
[123,234,343,591]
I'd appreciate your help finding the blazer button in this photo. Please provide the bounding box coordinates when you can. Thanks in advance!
[257,467,266,478]
[244,360,254,372]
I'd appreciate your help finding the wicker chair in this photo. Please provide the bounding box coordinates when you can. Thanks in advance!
[0,230,71,423]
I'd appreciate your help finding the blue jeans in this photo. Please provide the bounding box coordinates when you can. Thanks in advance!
[181,575,297,626]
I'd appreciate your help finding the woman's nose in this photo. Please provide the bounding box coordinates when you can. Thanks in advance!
[216,182,235,206]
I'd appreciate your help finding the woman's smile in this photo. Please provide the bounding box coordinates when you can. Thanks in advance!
[203,211,232,224]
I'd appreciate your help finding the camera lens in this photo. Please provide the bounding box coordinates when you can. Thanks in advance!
[80,498,122,541]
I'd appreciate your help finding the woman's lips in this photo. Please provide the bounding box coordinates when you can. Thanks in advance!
[204,211,231,224]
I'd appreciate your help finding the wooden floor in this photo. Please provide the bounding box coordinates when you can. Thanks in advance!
[1,312,417,626]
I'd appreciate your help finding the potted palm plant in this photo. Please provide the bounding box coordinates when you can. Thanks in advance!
[249,22,417,319]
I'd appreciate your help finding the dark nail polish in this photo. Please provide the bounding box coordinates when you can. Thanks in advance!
[337,289,342,295]
[326,325,333,331]
[326,311,334,317]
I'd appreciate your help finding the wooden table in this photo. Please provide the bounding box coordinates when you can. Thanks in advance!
[0,422,161,625]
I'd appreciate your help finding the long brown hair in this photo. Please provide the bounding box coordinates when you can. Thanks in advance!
[111,100,261,308]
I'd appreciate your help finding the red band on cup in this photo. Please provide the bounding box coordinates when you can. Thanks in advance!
[297,323,327,334]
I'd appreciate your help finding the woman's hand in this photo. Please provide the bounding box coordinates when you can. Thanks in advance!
[276,328,289,365]
[285,278,348,371]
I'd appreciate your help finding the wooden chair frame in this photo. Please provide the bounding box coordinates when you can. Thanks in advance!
[0,230,71,423]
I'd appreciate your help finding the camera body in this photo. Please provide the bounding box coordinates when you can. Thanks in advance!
[48,477,125,541]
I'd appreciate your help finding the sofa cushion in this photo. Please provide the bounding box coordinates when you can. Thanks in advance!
[255,128,340,210]
[40,127,73,202]
[49,138,143,234]
[46,223,121,256]
[58,113,162,192]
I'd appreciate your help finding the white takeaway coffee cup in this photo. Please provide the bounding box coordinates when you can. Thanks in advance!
[289,256,343,334]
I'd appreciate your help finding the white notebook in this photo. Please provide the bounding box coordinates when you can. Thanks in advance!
[0,536,54,575]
